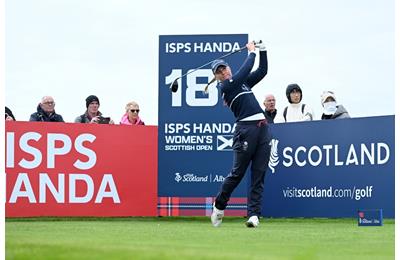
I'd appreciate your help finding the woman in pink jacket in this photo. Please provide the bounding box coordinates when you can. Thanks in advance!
[120,101,145,125]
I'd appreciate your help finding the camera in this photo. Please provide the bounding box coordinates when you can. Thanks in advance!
[98,116,111,124]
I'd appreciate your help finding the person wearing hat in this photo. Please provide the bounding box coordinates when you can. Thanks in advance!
[209,41,270,228]
[74,95,114,124]
[320,91,350,119]
[275,83,314,123]
[29,96,64,122]
[5,106,16,121]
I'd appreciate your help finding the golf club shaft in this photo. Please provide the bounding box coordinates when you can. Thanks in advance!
[169,40,262,92]
[176,40,261,81]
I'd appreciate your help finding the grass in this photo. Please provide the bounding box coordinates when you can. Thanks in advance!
[6,217,394,260]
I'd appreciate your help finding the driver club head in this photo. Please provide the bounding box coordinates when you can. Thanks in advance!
[170,79,178,92]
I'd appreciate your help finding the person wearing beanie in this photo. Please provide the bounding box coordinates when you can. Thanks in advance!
[275,83,314,123]
[74,95,114,124]
[120,101,145,125]
[209,41,270,229]
[29,96,64,122]
[5,106,16,121]
[320,91,350,119]
[86,95,100,109]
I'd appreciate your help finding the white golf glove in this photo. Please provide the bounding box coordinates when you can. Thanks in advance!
[256,42,266,51]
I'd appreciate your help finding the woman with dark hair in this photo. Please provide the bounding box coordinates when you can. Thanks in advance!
[5,106,16,121]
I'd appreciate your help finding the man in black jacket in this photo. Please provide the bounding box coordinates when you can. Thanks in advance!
[29,96,64,122]
[263,94,277,123]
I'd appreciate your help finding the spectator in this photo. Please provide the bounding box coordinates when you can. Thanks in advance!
[120,101,145,125]
[263,94,277,123]
[321,91,350,119]
[5,106,16,121]
[75,95,114,124]
[275,84,314,123]
[29,96,64,122]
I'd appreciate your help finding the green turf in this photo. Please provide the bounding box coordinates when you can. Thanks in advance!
[6,217,394,260]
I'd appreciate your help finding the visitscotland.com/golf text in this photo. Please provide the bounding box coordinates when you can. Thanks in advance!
[282,186,373,201]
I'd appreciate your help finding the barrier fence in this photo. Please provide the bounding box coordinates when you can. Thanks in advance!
[5,116,394,218]
[5,121,157,217]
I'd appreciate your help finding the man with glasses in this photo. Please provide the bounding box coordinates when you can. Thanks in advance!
[29,96,64,122]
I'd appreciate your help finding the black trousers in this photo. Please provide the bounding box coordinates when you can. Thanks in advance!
[214,120,271,217]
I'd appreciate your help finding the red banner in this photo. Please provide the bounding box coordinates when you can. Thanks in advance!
[5,121,157,217]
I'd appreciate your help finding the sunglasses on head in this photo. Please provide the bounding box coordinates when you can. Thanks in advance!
[130,109,140,113]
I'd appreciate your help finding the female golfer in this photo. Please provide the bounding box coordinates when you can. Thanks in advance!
[210,41,270,228]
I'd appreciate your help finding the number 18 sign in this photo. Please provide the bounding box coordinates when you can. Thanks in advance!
[158,34,248,197]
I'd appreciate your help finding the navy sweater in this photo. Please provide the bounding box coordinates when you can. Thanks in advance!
[219,51,268,121]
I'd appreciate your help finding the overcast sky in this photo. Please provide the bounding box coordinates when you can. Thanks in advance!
[5,0,395,125]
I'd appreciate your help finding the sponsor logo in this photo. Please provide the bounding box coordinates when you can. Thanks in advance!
[267,138,390,173]
[173,173,225,183]
[242,141,248,151]
[357,209,383,226]
[165,41,241,54]
[268,139,279,173]
[175,173,182,183]
[163,123,235,152]
[174,173,208,183]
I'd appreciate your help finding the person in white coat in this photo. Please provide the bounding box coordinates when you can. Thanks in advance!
[320,91,350,119]
[275,84,314,123]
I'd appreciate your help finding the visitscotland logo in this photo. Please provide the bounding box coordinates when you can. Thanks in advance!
[267,139,390,173]
[174,172,208,183]
[268,139,279,173]
[175,173,182,182]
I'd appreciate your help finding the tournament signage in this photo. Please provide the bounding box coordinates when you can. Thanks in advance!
[158,34,394,218]
[158,34,249,206]
[263,116,394,218]
[5,121,158,217]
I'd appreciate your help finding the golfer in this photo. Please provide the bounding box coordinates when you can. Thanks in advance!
[210,41,270,228]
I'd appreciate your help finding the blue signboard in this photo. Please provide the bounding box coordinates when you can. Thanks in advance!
[158,34,248,197]
[263,116,394,218]
[158,35,394,218]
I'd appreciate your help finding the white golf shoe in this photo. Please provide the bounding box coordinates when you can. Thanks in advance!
[245,216,259,228]
[211,204,224,227]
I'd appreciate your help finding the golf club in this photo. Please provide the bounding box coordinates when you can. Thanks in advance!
[169,40,262,92]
